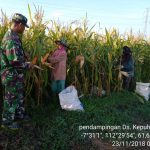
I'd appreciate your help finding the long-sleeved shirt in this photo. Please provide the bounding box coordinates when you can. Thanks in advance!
[121,56,134,77]
[0,29,28,74]
[48,47,67,80]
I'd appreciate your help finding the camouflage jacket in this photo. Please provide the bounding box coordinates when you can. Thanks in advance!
[0,29,28,73]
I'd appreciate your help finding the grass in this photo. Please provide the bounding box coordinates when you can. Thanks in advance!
[0,91,150,150]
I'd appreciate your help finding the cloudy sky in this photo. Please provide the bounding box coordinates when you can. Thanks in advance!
[0,0,150,36]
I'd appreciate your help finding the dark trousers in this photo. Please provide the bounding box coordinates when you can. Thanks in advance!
[122,76,136,91]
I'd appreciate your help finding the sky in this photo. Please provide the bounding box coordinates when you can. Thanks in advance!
[0,0,150,36]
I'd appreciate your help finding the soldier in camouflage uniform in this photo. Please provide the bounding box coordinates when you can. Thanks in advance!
[0,13,32,129]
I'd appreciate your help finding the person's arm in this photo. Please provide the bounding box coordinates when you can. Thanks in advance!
[4,39,29,69]
[47,52,67,64]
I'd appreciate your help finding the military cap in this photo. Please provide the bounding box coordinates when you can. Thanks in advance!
[12,13,29,28]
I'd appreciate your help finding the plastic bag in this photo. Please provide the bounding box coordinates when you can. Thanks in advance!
[135,82,150,100]
[59,86,84,111]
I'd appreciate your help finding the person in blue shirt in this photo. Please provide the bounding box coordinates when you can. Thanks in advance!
[120,46,135,90]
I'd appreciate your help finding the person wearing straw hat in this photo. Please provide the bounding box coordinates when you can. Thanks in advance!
[0,13,33,129]
[47,39,68,105]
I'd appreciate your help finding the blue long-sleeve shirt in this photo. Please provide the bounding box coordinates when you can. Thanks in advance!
[121,56,134,76]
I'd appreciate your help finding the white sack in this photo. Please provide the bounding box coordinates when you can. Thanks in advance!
[59,86,84,111]
[135,82,150,100]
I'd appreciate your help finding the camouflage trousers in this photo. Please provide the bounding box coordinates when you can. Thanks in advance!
[1,69,25,123]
